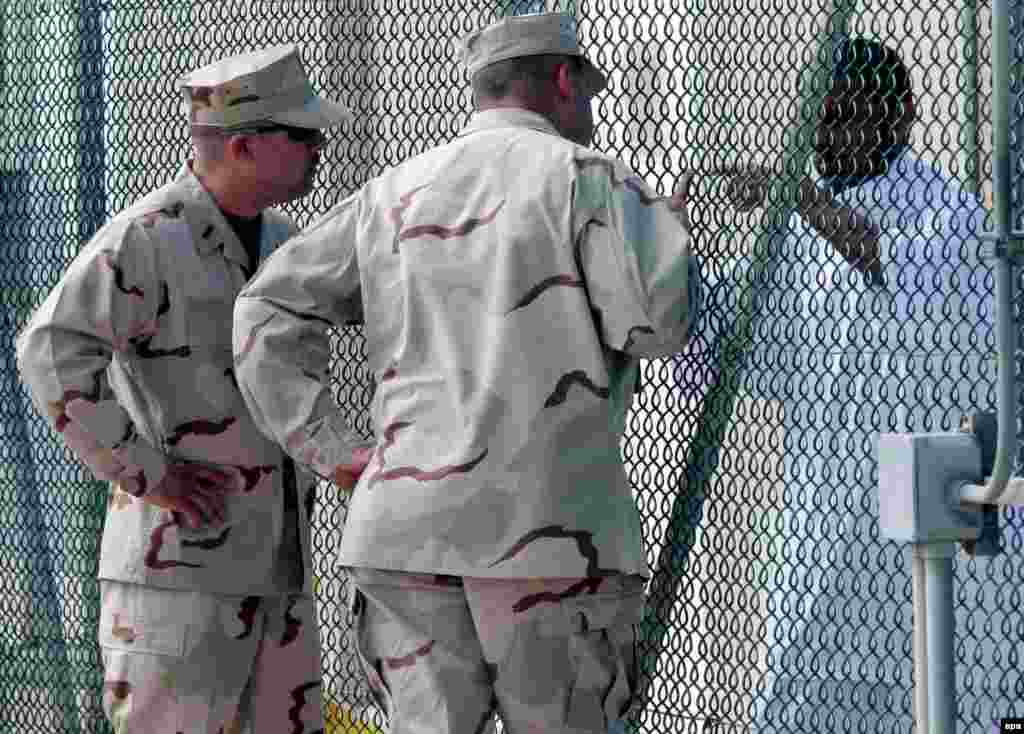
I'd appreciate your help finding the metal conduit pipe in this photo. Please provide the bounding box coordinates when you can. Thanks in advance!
[911,552,931,733]
[958,0,1019,508]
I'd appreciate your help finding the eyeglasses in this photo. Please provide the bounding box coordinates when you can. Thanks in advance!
[230,124,324,145]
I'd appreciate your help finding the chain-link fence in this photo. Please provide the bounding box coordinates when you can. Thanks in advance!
[1,1,1020,733]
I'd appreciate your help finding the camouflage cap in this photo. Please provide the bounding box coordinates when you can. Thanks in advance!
[178,44,351,130]
[459,12,607,95]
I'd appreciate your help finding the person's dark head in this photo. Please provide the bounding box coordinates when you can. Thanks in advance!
[178,44,351,213]
[815,38,915,180]
[459,12,607,146]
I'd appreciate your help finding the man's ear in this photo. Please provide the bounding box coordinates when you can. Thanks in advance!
[901,96,915,122]
[895,95,915,140]
[226,133,256,163]
[555,60,576,100]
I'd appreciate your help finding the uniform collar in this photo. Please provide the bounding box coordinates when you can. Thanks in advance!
[458,107,563,139]
[176,162,252,269]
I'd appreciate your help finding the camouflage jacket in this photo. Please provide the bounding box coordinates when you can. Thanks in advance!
[17,165,317,595]
[234,108,702,579]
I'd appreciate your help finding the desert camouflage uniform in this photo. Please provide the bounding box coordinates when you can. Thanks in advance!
[17,165,328,734]
[234,106,701,733]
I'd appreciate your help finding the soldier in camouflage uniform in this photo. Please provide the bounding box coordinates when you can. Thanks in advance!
[233,13,702,734]
[17,45,363,734]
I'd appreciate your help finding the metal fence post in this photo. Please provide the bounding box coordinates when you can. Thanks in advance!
[961,0,981,194]
[914,542,958,734]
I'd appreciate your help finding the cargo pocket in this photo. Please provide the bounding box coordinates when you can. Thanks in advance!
[98,611,187,658]
[97,608,188,732]
[348,580,394,720]
[562,586,645,732]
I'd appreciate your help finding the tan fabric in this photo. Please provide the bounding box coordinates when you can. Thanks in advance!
[178,44,351,129]
[348,568,645,734]
[233,108,701,579]
[99,581,323,734]
[458,12,606,94]
[17,165,325,595]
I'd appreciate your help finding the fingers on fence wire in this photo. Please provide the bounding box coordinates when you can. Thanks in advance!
[671,171,696,228]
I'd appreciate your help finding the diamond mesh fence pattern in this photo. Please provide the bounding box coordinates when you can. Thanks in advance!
[0,1,1020,734]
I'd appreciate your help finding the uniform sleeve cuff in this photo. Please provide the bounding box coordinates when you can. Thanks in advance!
[115,437,169,497]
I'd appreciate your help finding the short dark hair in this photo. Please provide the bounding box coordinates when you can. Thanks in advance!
[831,38,911,100]
[471,53,575,103]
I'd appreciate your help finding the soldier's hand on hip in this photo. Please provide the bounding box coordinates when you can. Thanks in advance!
[145,462,233,529]
[670,171,695,230]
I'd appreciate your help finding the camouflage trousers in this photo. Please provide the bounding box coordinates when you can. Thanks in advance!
[347,568,646,734]
[98,580,324,734]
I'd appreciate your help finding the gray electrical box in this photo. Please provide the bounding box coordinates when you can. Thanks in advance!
[878,433,984,543]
